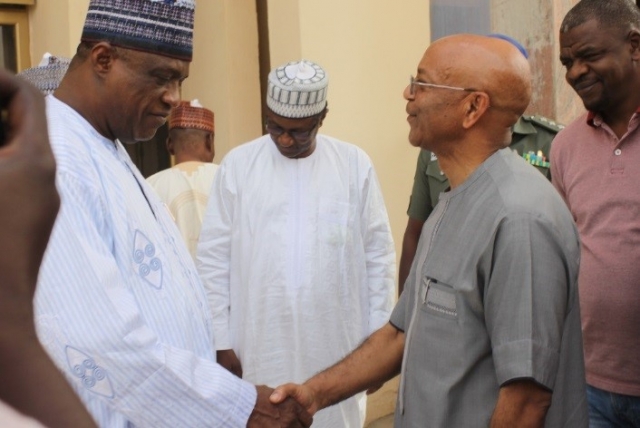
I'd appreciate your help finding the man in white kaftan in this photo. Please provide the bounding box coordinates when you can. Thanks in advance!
[37,96,256,427]
[147,162,218,258]
[147,100,219,260]
[197,60,395,428]
[31,2,312,428]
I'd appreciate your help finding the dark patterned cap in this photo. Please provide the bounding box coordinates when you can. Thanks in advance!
[81,0,195,62]
[17,53,71,95]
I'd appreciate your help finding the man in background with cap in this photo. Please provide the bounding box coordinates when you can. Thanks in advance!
[398,33,564,293]
[147,99,218,261]
[33,1,312,427]
[197,59,395,427]
[17,53,71,95]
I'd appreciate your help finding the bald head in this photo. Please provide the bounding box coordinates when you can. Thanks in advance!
[427,34,532,126]
[405,35,533,187]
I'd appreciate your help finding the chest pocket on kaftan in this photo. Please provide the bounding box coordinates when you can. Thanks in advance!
[318,198,351,247]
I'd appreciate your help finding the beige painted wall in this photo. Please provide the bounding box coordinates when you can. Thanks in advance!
[267,0,301,66]
[28,0,89,61]
[182,0,263,160]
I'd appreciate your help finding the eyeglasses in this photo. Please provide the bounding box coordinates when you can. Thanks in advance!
[409,76,477,97]
[265,119,320,143]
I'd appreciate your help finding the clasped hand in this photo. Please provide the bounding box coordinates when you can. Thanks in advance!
[248,385,313,428]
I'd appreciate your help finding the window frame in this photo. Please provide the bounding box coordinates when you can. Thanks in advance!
[0,6,30,71]
[0,1,35,5]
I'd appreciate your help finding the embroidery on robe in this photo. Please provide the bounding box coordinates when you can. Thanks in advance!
[132,230,164,289]
[66,346,115,398]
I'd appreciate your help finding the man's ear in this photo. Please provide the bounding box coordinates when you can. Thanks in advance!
[206,132,215,160]
[462,92,490,129]
[166,136,175,156]
[90,42,117,77]
[318,108,328,127]
[629,29,640,61]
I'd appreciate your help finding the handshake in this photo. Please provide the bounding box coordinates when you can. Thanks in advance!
[248,370,383,427]
[248,383,319,428]
[220,345,334,428]
[225,323,404,428]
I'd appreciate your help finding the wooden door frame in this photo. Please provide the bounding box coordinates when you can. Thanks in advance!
[0,6,30,71]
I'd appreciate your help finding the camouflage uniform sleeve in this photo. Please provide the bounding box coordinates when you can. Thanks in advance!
[512,115,564,181]
[406,150,434,221]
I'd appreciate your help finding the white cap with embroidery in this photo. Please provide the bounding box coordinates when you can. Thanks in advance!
[266,60,328,119]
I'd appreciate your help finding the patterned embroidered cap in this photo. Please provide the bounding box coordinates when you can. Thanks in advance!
[17,53,71,95]
[81,0,195,62]
[267,59,328,119]
[169,99,214,132]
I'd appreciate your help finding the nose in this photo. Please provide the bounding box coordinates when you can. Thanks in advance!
[162,81,181,109]
[277,132,295,148]
[403,84,414,101]
[566,59,589,84]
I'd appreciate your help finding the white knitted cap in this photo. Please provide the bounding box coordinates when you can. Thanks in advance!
[17,53,71,95]
[266,60,328,118]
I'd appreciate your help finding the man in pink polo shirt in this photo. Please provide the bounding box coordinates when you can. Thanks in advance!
[554,0,640,425]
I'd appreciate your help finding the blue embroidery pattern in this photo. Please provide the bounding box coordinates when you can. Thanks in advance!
[133,230,164,289]
[66,346,115,398]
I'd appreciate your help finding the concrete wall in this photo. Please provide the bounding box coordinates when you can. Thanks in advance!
[550,0,584,124]
[491,0,582,124]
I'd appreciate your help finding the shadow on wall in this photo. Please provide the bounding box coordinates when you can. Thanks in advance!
[365,376,399,427]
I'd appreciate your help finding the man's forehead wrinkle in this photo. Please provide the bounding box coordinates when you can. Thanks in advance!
[423,48,461,83]
[125,48,188,73]
[434,63,455,80]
